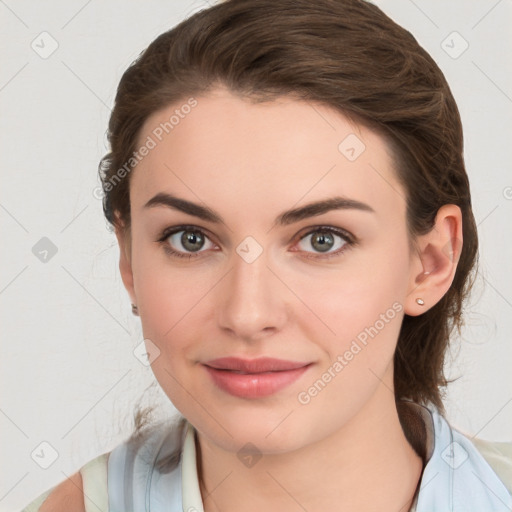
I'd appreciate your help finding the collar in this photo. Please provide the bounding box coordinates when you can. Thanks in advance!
[406,400,512,511]
[181,401,512,512]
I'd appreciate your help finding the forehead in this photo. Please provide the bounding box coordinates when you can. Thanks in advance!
[131,88,406,225]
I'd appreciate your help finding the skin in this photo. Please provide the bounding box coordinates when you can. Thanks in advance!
[39,472,84,512]
[115,86,462,512]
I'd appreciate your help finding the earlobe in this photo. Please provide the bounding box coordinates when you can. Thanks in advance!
[405,204,463,316]
[114,218,137,306]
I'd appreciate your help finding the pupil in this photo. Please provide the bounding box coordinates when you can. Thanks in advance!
[183,231,203,252]
[313,232,333,252]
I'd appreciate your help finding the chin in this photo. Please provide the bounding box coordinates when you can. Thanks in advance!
[194,410,314,455]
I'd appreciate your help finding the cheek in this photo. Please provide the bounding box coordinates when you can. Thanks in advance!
[291,242,409,365]
[131,243,189,342]
[134,264,205,410]
[132,227,197,300]
[136,269,204,348]
[297,278,403,370]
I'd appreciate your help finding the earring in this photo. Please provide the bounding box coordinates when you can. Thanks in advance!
[415,298,425,306]
[131,303,139,316]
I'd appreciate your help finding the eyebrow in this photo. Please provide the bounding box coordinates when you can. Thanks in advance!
[144,192,375,227]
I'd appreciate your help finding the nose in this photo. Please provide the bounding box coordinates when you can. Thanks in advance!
[217,245,288,341]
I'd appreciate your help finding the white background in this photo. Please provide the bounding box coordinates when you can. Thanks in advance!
[1,0,511,510]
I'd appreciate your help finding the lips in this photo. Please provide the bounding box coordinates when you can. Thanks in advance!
[202,358,313,399]
[203,356,310,373]
[202,357,313,398]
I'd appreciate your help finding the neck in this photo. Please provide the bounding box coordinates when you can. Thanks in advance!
[195,380,425,512]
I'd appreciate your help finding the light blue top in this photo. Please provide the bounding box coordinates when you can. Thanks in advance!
[105,400,512,512]
[21,399,512,512]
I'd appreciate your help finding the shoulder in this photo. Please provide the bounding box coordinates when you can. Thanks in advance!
[21,417,188,512]
[38,471,85,512]
[21,453,109,512]
[470,437,512,495]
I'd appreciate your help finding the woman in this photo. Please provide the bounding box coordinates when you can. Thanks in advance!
[21,0,512,510]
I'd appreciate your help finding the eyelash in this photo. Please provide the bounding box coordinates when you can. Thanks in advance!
[156,225,357,261]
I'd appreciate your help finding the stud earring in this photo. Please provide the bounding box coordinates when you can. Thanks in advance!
[415,298,425,306]
[131,303,139,316]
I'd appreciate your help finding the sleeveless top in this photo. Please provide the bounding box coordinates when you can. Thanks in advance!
[21,400,512,512]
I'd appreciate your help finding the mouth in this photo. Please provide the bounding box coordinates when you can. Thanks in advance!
[202,357,313,398]
[218,370,283,374]
[203,356,311,373]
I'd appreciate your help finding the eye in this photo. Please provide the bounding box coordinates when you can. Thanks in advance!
[293,226,355,259]
[157,225,356,261]
[157,226,216,259]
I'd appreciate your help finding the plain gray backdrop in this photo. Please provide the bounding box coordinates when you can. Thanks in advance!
[1,0,511,510]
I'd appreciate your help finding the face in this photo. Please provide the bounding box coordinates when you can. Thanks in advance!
[119,86,421,453]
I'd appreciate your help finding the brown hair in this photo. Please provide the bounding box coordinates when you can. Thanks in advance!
[99,0,478,421]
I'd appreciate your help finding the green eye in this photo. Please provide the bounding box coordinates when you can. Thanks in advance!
[158,226,214,259]
[295,227,355,260]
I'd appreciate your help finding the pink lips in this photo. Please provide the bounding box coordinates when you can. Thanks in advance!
[203,357,312,398]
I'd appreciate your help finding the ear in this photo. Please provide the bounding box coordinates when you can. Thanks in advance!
[404,204,463,316]
[113,215,136,306]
